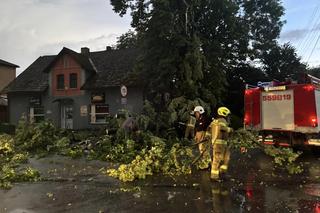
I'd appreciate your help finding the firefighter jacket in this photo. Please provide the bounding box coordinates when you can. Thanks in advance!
[210,118,233,144]
[195,114,211,132]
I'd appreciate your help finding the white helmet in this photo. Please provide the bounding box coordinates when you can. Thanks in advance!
[193,106,205,114]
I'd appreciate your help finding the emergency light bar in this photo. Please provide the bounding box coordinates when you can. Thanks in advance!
[264,86,286,92]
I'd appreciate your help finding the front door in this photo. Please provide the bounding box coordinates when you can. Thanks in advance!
[61,104,73,129]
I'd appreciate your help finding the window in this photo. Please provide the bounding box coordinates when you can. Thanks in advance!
[30,106,45,123]
[69,73,77,89]
[29,96,41,106]
[90,104,109,124]
[57,74,64,90]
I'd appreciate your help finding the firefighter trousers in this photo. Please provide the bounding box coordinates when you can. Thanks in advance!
[211,140,230,180]
[195,131,211,169]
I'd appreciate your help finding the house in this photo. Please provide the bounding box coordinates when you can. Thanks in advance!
[0,58,18,92]
[3,47,143,129]
[0,59,19,122]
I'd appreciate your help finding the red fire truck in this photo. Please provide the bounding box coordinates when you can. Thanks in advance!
[244,74,320,148]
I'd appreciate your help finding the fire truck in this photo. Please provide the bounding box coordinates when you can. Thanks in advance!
[244,74,320,148]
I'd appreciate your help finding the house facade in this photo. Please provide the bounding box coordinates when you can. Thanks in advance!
[4,47,143,129]
[0,58,18,92]
[0,59,19,122]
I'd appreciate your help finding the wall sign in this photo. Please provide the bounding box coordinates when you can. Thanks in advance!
[121,85,127,97]
[91,93,105,103]
[121,97,127,105]
[80,105,88,116]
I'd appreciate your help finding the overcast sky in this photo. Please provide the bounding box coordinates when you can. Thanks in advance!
[0,0,319,76]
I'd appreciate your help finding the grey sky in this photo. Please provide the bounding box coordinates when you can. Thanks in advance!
[0,0,320,76]
[0,0,131,75]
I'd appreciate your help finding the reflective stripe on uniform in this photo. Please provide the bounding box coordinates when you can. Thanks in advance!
[187,124,195,127]
[212,189,220,194]
[212,119,228,128]
[221,191,229,196]
[211,170,220,180]
[218,121,227,127]
[220,165,228,171]
[214,139,227,145]
[211,170,219,175]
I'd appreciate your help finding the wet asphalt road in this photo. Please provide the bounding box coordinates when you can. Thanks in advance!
[0,150,319,213]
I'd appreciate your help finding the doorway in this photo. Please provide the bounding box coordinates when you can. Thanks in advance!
[61,104,73,129]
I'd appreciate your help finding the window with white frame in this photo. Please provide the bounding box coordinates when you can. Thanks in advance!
[90,104,109,124]
[30,106,45,123]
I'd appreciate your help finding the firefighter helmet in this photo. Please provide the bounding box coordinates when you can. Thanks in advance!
[217,107,231,117]
[193,106,205,114]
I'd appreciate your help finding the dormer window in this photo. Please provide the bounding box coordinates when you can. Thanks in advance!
[57,74,64,90]
[69,73,77,89]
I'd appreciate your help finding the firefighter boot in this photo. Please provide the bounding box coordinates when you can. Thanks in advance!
[219,147,230,180]
[211,169,220,181]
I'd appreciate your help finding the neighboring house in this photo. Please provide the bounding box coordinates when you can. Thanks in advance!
[0,59,18,92]
[3,47,143,129]
[0,59,19,122]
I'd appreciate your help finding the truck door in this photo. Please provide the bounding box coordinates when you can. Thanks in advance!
[261,90,294,130]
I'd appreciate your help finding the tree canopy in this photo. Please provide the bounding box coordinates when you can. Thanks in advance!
[262,43,306,81]
[116,30,138,49]
[111,0,305,125]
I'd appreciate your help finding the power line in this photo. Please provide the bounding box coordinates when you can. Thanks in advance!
[297,5,319,49]
[300,6,320,59]
[307,31,320,63]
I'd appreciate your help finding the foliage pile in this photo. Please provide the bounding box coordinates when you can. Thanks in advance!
[0,134,40,189]
[229,129,303,174]
[264,146,303,174]
[1,112,304,187]
[13,116,89,159]
[0,117,92,189]
[106,128,303,182]
[106,136,193,182]
[85,133,139,163]
[2,116,196,184]
[15,117,66,154]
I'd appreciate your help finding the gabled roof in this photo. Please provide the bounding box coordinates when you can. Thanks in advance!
[43,47,95,73]
[2,56,54,93]
[3,47,139,93]
[0,59,19,68]
[82,48,139,89]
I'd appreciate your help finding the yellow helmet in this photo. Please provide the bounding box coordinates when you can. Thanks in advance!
[217,107,231,117]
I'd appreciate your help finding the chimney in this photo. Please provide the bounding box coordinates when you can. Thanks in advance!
[106,46,112,51]
[81,47,90,55]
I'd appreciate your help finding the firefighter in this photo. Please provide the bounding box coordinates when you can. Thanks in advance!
[210,107,233,181]
[184,114,196,139]
[193,106,211,169]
